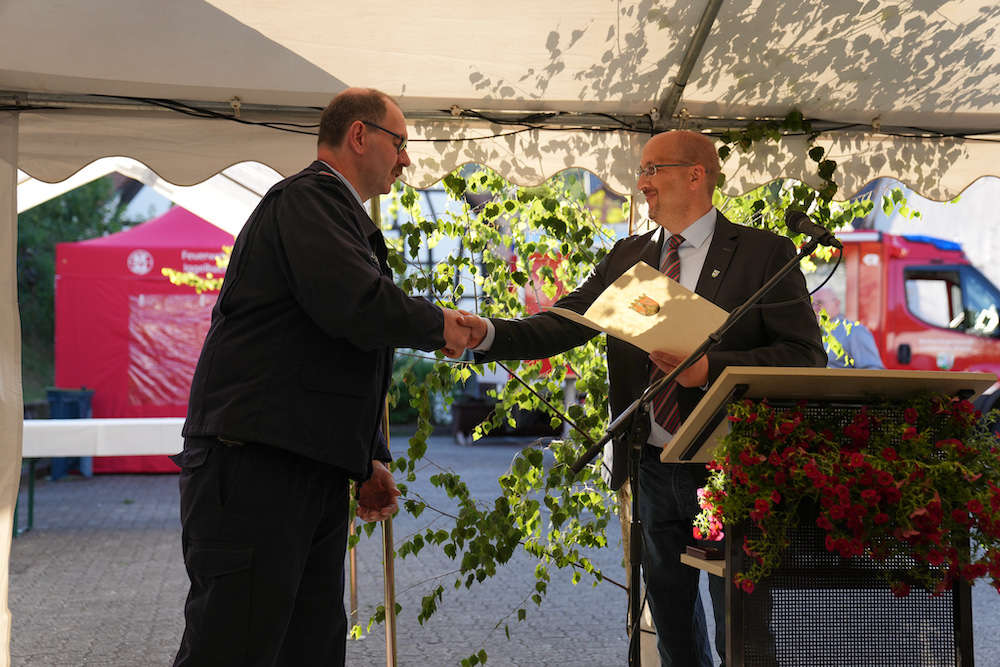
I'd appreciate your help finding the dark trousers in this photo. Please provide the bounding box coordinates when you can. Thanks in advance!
[639,448,725,667]
[172,438,351,667]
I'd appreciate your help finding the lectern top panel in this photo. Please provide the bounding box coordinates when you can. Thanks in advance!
[661,367,997,464]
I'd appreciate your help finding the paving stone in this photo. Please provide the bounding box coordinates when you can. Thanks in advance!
[9,435,1000,665]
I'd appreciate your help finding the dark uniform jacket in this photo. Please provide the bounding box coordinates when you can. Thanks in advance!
[183,161,444,480]
[477,212,827,489]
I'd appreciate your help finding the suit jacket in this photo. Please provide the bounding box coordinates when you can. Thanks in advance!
[183,161,444,480]
[478,211,827,489]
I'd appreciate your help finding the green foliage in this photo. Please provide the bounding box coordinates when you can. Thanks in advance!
[387,356,446,424]
[17,177,138,400]
[384,168,623,664]
[161,246,230,293]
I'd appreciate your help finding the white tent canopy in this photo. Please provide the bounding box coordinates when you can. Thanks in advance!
[17,159,281,235]
[4,0,999,198]
[2,1,1000,662]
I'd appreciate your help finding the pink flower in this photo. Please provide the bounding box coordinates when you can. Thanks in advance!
[904,407,918,424]
[902,427,918,441]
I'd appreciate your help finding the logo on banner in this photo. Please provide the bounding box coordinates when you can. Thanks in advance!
[127,249,154,275]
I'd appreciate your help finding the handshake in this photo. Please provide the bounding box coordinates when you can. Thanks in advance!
[440,308,488,358]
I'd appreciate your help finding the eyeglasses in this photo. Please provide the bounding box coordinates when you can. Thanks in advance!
[362,120,408,154]
[635,162,696,178]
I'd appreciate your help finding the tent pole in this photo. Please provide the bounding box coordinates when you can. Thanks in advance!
[370,194,398,667]
[655,0,725,129]
[628,194,635,235]
[0,111,22,667]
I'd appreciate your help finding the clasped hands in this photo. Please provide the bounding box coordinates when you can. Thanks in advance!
[443,309,709,387]
[440,308,489,358]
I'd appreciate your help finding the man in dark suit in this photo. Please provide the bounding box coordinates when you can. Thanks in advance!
[171,88,471,667]
[460,130,826,665]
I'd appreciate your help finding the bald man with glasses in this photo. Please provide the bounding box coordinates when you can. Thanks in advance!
[459,130,825,666]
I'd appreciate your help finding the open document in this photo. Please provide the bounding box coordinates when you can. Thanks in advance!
[548,261,729,355]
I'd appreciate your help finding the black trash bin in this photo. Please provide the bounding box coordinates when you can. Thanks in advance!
[46,387,94,480]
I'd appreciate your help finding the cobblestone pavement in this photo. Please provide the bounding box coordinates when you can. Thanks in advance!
[9,434,1000,666]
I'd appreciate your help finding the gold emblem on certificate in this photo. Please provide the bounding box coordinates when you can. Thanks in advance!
[630,294,660,316]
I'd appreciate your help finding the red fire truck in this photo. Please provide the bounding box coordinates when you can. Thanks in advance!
[830,231,1000,379]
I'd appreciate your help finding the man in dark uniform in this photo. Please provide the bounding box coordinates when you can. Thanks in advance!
[459,130,826,665]
[171,88,471,667]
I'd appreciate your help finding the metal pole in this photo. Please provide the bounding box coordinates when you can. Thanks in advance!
[381,405,397,667]
[655,0,725,129]
[370,194,398,667]
[348,520,358,629]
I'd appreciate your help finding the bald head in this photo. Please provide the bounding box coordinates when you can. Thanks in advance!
[638,130,720,232]
[646,130,720,198]
[812,287,842,318]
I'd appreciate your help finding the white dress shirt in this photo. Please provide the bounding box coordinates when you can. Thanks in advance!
[647,208,716,447]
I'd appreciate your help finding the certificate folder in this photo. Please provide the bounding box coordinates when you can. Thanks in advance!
[548,261,729,355]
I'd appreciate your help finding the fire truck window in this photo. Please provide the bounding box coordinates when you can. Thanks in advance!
[904,269,964,330]
[960,266,1000,337]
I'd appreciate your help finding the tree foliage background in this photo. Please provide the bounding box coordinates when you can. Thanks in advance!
[17,177,139,401]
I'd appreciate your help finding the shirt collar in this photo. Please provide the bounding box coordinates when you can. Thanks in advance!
[660,206,716,249]
[318,160,365,209]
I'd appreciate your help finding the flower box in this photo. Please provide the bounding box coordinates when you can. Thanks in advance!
[695,394,997,666]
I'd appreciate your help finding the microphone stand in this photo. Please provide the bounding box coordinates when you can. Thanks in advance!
[568,235,821,666]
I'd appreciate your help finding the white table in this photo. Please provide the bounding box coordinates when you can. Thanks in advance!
[22,417,184,457]
[16,418,185,535]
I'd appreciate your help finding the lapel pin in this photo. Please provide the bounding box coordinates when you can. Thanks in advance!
[711,269,721,278]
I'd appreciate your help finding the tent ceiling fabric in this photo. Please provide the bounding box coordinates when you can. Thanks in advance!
[3,0,1000,198]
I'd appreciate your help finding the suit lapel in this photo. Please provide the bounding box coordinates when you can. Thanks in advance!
[639,227,663,271]
[695,212,739,302]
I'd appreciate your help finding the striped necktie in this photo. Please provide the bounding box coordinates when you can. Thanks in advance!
[650,233,685,434]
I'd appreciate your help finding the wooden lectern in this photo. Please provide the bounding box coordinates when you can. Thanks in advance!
[659,367,996,667]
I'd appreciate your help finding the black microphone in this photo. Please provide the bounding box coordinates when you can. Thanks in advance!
[784,209,842,249]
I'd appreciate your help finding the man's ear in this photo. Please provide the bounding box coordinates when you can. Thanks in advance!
[346,120,367,154]
[689,164,705,190]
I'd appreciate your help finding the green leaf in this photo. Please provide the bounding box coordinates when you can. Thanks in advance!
[817,159,837,181]
[443,173,467,198]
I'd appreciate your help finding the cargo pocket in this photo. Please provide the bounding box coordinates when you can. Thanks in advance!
[182,543,254,655]
[170,446,210,470]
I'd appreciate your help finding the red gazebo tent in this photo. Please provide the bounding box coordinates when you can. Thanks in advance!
[54,206,232,473]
